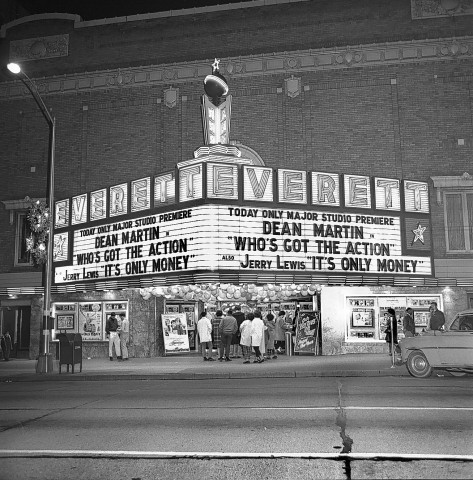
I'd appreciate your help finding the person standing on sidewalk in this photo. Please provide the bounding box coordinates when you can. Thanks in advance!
[219,309,238,362]
[239,312,253,364]
[106,312,122,361]
[197,311,214,361]
[428,302,445,331]
[384,308,398,355]
[118,313,129,360]
[402,308,415,338]
[212,310,223,360]
[251,310,267,363]
[274,310,286,354]
[264,313,277,360]
[1,331,12,361]
[230,305,245,358]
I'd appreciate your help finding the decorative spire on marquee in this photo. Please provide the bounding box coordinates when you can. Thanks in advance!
[201,58,232,145]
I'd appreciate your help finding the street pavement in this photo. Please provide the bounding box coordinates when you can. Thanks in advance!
[0,352,410,382]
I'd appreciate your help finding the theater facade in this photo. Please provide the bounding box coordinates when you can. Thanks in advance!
[1,0,472,359]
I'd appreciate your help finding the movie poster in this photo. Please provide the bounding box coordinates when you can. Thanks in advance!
[161,313,190,354]
[294,311,320,354]
[78,302,103,341]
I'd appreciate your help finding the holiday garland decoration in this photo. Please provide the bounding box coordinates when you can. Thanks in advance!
[25,198,51,266]
[139,282,322,304]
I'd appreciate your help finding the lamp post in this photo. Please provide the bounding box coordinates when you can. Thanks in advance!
[7,62,55,374]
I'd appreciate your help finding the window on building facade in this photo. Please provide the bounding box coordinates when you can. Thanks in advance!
[15,212,33,266]
[444,192,473,252]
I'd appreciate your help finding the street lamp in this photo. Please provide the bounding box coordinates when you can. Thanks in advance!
[7,62,55,374]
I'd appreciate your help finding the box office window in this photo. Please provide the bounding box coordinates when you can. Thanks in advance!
[444,192,473,252]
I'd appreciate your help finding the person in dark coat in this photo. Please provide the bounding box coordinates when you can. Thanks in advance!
[230,305,245,358]
[105,312,122,361]
[1,331,12,361]
[403,308,415,337]
[384,307,398,355]
[428,302,445,331]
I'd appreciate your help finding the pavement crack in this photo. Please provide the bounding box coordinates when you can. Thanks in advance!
[335,381,354,479]
[0,410,61,433]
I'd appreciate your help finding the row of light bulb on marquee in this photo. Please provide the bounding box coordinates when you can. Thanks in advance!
[139,283,323,303]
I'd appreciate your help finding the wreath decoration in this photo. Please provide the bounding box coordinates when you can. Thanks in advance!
[25,199,51,266]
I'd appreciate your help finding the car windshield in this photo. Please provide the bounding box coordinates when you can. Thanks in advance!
[449,314,473,331]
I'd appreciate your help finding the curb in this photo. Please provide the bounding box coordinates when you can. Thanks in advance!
[0,368,407,382]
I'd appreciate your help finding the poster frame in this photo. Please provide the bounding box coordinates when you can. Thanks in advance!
[56,314,75,330]
[161,313,190,354]
[294,310,319,355]
[351,309,374,328]
[78,301,104,341]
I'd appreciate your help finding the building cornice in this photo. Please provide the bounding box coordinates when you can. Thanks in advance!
[1,36,472,101]
[0,13,81,38]
[1,1,310,37]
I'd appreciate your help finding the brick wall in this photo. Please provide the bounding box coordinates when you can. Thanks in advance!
[1,0,472,274]
[3,0,473,79]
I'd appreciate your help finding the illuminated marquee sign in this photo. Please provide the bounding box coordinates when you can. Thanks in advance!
[54,204,432,284]
[54,165,429,229]
[52,163,432,285]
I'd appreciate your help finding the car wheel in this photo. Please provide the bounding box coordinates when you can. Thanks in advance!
[406,350,432,378]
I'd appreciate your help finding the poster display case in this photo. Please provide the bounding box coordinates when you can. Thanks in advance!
[346,295,441,342]
[181,304,197,350]
[54,303,77,335]
[165,302,197,350]
[52,301,129,341]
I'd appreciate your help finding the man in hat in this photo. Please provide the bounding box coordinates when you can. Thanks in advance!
[105,312,122,361]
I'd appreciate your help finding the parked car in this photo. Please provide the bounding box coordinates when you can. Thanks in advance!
[399,309,473,378]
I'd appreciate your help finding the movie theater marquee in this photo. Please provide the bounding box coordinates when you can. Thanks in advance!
[52,164,433,285]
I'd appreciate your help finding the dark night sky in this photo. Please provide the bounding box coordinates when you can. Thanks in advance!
[12,0,252,21]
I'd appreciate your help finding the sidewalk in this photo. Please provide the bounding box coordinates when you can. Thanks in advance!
[0,353,408,382]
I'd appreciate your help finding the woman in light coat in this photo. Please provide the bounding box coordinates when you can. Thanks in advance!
[274,310,287,354]
[239,312,254,364]
[251,310,267,363]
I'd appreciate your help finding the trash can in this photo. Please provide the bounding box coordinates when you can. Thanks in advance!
[56,333,83,373]
[285,331,294,356]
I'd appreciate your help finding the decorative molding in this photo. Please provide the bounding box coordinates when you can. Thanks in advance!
[411,0,473,19]
[431,173,473,204]
[1,13,80,38]
[9,34,69,62]
[163,87,179,108]
[1,197,46,225]
[1,36,473,101]
[285,75,301,98]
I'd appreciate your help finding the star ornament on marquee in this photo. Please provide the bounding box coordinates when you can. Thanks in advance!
[411,222,426,246]
[212,58,220,71]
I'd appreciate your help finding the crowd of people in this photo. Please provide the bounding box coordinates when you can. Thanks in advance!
[197,306,298,364]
